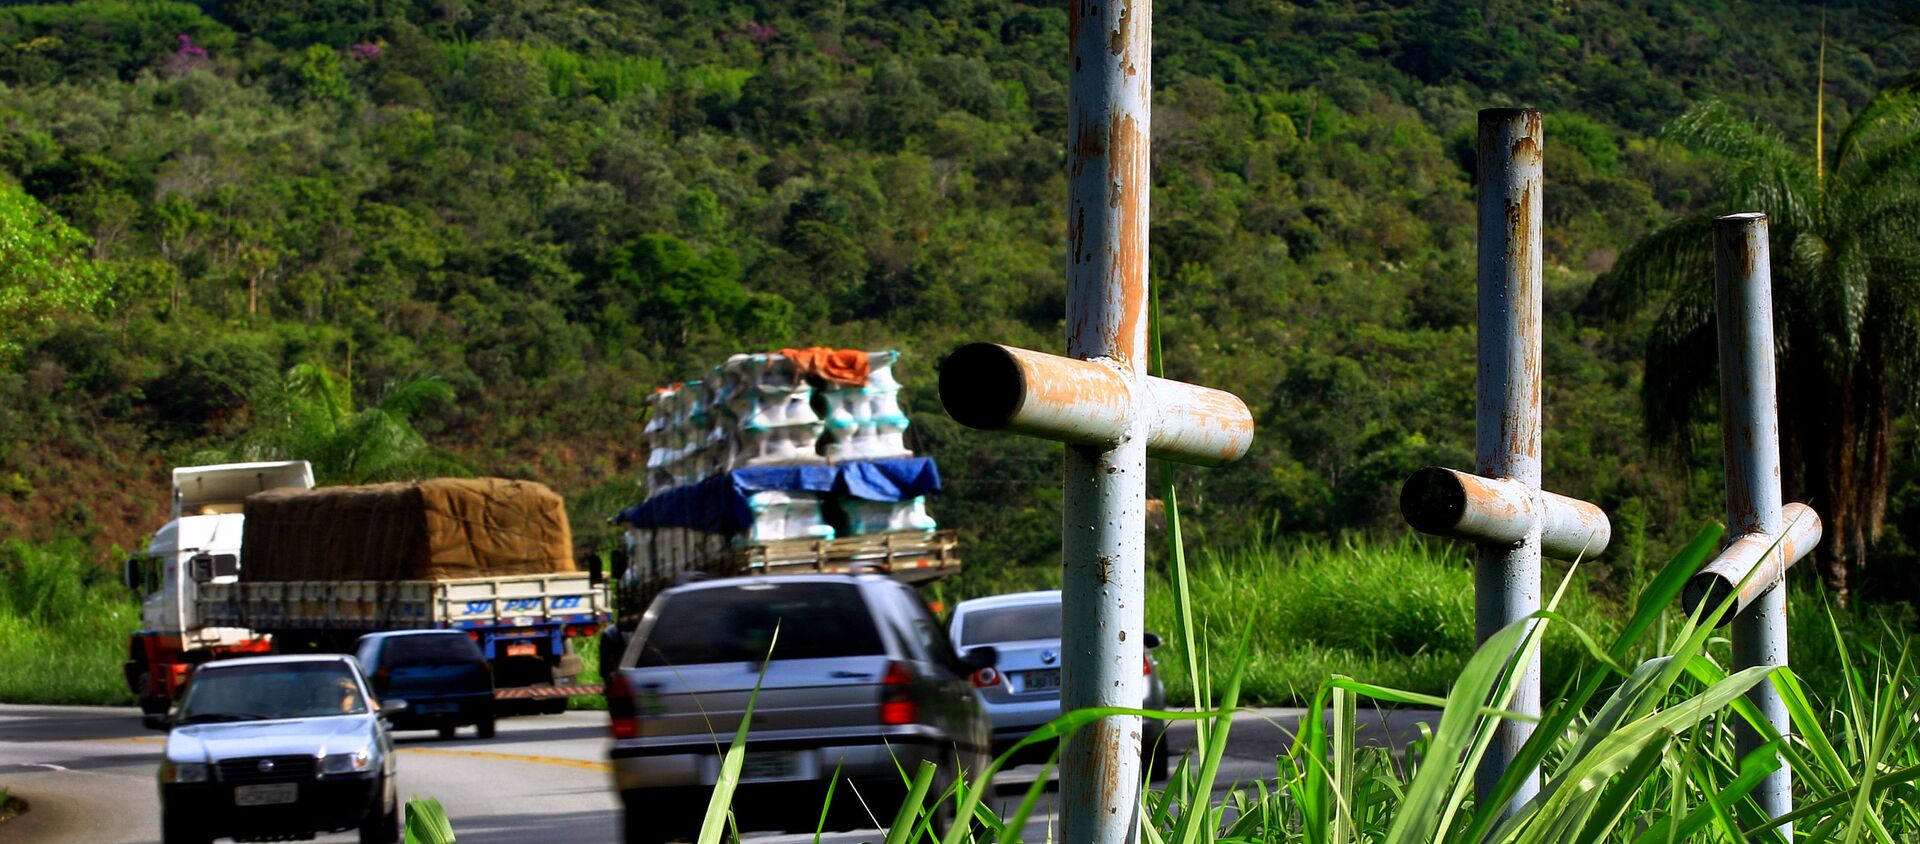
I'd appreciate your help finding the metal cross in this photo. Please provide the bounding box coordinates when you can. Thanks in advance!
[1679,212,1823,833]
[939,2,1255,841]
[1399,108,1613,816]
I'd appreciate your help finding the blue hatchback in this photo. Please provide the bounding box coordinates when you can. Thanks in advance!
[353,630,497,739]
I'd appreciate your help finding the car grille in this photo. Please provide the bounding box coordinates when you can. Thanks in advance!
[217,755,318,783]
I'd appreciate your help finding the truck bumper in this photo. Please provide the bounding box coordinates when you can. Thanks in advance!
[609,726,954,792]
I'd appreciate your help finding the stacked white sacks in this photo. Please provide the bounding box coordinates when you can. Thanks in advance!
[721,353,827,467]
[842,495,939,535]
[820,351,913,462]
[635,348,938,549]
[744,490,837,543]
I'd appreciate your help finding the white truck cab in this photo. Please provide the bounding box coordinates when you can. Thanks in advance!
[124,461,314,713]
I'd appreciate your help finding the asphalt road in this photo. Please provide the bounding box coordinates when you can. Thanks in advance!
[0,703,1437,843]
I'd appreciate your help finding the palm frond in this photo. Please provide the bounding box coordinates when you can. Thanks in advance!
[1833,89,1920,173]
[1640,279,1718,450]
[1591,216,1714,319]
[378,376,456,420]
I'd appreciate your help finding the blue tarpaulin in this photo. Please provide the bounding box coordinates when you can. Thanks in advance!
[613,457,942,534]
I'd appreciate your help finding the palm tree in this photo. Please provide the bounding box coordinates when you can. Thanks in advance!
[197,363,468,485]
[1602,90,1920,603]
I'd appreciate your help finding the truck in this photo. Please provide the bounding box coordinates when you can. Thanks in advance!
[123,461,316,714]
[124,467,613,714]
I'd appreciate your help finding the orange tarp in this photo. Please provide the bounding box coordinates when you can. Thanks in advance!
[778,347,870,386]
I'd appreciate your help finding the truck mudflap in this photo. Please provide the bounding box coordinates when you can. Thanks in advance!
[494,685,602,699]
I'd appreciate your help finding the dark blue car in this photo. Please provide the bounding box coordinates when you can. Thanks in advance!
[353,630,496,739]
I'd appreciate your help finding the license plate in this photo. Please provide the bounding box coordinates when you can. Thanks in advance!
[1020,669,1061,692]
[506,642,537,657]
[739,752,798,782]
[234,783,298,806]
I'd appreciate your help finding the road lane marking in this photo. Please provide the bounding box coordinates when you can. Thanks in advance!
[398,747,610,772]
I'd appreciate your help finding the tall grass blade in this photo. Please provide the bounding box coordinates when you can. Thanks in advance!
[885,760,938,844]
[697,625,780,844]
[403,797,457,844]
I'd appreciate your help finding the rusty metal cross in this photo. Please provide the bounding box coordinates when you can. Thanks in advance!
[1399,109,1613,815]
[939,2,1255,841]
[1677,212,1823,833]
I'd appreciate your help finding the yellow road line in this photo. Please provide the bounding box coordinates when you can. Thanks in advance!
[74,736,165,743]
[398,746,610,772]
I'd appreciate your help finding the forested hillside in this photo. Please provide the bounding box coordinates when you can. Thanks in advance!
[0,1,1914,596]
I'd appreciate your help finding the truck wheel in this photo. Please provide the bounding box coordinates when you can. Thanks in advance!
[537,698,568,715]
[438,724,457,740]
[359,776,400,844]
[476,715,497,739]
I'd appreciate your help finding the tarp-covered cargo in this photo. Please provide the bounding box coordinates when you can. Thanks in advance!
[242,478,575,582]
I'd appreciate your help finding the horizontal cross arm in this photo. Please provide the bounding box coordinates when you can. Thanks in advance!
[1682,502,1822,626]
[938,343,1254,467]
[1400,466,1611,560]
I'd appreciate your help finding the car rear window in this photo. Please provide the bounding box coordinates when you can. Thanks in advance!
[959,603,1061,645]
[385,634,485,666]
[635,582,884,667]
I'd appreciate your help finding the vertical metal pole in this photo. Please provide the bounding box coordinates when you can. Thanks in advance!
[1713,212,1791,831]
[1063,0,1150,841]
[1473,107,1544,814]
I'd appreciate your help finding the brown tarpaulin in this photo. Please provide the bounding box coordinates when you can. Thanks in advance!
[241,478,574,581]
[778,347,870,386]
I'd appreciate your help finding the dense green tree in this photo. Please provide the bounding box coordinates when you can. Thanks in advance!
[1604,93,1920,600]
[196,363,466,485]
[0,177,109,358]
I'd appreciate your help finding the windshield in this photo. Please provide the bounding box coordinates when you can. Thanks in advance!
[634,582,884,667]
[959,603,1061,645]
[177,662,369,723]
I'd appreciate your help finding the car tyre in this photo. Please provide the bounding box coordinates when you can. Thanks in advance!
[622,797,683,844]
[360,776,401,844]
[438,724,457,739]
[161,811,210,844]
[475,715,497,739]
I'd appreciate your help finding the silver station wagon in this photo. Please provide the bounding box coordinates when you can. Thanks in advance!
[948,590,1171,780]
[605,574,995,843]
[152,654,402,844]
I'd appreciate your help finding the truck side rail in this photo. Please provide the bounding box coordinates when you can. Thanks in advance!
[200,573,612,632]
[740,529,961,583]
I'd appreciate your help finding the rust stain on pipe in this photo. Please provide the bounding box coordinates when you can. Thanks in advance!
[1109,112,1147,365]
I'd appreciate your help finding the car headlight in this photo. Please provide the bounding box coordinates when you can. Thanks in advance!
[320,750,375,775]
[160,760,209,784]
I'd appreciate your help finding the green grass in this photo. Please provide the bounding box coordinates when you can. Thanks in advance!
[687,521,1920,841]
[0,539,140,706]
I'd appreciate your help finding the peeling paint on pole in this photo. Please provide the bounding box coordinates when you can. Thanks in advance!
[1711,211,1800,832]
[1475,107,1546,815]
[1063,1,1150,840]
[942,4,1253,840]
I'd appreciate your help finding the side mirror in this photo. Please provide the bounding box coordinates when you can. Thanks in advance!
[142,713,172,732]
[123,557,141,591]
[963,646,999,671]
[1142,632,1163,650]
[376,699,409,718]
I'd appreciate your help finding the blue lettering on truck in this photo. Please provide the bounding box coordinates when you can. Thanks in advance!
[464,601,494,615]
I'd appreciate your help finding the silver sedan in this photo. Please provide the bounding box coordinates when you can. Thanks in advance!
[947,590,1170,780]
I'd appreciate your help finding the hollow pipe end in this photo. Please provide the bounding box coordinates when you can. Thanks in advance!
[1682,574,1738,629]
[1400,466,1467,536]
[939,343,1025,431]
[1714,211,1767,223]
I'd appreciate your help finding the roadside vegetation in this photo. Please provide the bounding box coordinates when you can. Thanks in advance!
[0,538,140,706]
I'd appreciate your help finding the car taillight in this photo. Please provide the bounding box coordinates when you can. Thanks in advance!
[879,661,917,725]
[971,667,1001,688]
[373,665,391,695]
[1144,656,1153,676]
[607,673,639,740]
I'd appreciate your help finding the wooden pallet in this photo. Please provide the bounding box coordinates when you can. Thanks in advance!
[739,529,962,581]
